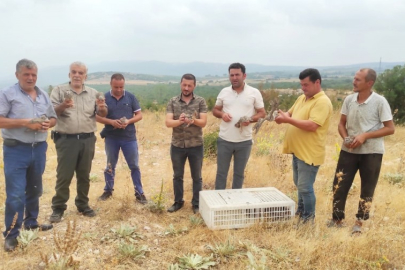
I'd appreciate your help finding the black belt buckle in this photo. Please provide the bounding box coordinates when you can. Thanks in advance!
[64,132,94,139]
[77,133,93,139]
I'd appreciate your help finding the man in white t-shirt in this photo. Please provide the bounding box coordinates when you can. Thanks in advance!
[213,63,265,189]
[328,68,395,234]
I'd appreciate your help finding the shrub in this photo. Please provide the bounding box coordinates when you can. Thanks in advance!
[203,130,219,158]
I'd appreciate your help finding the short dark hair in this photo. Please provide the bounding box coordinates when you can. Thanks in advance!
[299,68,322,84]
[360,68,377,83]
[228,63,246,74]
[111,73,125,82]
[181,73,196,85]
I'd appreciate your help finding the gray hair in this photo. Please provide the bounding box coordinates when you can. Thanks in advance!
[16,59,37,72]
[70,61,88,73]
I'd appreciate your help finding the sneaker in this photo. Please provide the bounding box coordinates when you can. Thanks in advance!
[192,205,199,214]
[49,209,64,223]
[326,219,344,228]
[167,201,184,213]
[98,191,112,201]
[135,193,148,205]
[351,220,362,235]
[78,207,96,217]
[4,238,18,252]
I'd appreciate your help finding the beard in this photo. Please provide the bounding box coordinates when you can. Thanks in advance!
[182,91,192,97]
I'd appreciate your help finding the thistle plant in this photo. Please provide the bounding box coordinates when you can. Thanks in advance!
[111,224,144,242]
[163,224,188,237]
[118,242,149,261]
[177,253,216,269]
[17,229,39,249]
[207,240,238,258]
[189,215,204,227]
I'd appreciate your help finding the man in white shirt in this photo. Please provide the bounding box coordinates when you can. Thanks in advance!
[213,63,265,189]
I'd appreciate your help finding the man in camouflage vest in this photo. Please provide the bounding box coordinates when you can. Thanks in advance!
[165,74,207,214]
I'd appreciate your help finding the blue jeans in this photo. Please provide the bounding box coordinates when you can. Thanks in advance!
[292,155,320,220]
[170,144,203,206]
[3,142,47,239]
[104,137,144,196]
[215,138,252,190]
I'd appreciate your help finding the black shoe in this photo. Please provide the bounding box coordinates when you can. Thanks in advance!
[78,207,96,217]
[49,209,64,223]
[25,224,53,231]
[4,238,18,252]
[167,201,184,213]
[136,193,148,205]
[192,205,199,214]
[98,191,112,201]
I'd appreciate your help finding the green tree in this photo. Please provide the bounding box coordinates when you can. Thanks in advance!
[374,65,405,124]
[206,97,216,111]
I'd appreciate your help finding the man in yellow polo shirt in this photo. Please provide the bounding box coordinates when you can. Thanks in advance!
[275,68,332,224]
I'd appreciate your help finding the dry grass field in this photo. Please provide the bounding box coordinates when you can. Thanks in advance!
[1,110,404,270]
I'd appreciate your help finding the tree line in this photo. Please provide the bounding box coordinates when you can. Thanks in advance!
[47,65,405,124]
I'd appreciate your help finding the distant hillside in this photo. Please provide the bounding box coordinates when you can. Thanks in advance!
[86,72,180,83]
[0,60,403,88]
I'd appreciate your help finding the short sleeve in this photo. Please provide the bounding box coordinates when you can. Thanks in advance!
[341,95,352,116]
[379,97,393,122]
[166,98,174,114]
[215,89,225,106]
[254,89,264,109]
[199,98,208,113]
[0,90,11,117]
[132,95,141,112]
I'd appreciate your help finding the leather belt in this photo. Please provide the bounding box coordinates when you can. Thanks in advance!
[58,132,95,139]
[3,139,45,147]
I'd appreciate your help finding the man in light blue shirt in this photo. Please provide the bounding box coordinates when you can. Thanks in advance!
[0,59,57,252]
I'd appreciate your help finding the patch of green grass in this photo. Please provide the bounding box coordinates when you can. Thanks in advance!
[203,130,218,157]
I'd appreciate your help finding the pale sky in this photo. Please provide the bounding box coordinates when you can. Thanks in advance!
[1,0,404,76]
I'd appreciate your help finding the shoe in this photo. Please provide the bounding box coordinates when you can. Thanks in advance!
[192,205,199,214]
[49,209,64,223]
[98,191,112,201]
[78,207,96,217]
[326,219,344,228]
[167,201,184,213]
[25,224,53,231]
[352,220,362,235]
[135,193,148,205]
[4,238,18,252]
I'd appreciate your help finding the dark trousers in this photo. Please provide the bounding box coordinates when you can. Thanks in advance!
[332,150,383,221]
[51,136,96,211]
[170,144,203,206]
[3,142,47,238]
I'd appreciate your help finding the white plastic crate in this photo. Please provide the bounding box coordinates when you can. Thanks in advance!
[199,187,295,230]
